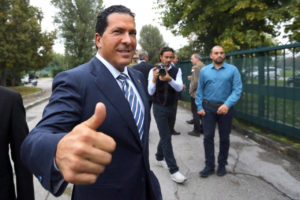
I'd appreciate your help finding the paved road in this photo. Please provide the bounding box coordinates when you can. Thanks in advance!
[26,101,300,200]
[24,78,300,200]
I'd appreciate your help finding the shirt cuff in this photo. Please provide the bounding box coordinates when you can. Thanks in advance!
[52,158,66,195]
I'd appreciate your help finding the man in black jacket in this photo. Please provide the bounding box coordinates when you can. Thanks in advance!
[133,51,153,108]
[0,86,34,200]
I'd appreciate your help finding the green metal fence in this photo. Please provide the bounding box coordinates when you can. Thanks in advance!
[177,42,300,140]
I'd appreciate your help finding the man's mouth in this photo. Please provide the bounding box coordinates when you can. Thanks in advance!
[117,49,132,57]
[118,49,131,53]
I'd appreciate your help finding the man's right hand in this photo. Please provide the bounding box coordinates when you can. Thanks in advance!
[152,67,159,82]
[197,109,206,116]
[55,102,116,185]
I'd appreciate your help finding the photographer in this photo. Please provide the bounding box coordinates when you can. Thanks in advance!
[148,47,187,184]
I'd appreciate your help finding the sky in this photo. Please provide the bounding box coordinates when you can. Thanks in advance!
[29,0,188,54]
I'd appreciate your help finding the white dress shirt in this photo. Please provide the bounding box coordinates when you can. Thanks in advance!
[147,63,183,95]
[96,53,145,113]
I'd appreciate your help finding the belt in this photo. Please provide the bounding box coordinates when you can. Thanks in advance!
[203,99,223,107]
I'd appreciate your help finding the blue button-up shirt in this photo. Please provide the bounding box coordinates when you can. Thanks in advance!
[195,62,242,111]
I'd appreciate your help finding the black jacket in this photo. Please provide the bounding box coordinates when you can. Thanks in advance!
[0,86,34,200]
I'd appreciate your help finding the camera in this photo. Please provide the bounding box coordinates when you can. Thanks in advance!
[156,64,166,76]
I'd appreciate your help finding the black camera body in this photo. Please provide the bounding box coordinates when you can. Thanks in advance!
[156,64,166,76]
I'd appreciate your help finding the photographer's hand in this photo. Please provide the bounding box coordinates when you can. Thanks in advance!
[152,68,159,83]
[159,70,172,82]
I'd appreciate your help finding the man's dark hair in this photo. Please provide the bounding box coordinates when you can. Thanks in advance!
[159,47,174,57]
[96,5,135,36]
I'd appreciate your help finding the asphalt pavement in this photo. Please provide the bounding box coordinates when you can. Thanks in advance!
[23,79,300,200]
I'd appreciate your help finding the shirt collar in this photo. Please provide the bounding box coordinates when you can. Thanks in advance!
[211,62,226,70]
[167,63,174,71]
[96,53,129,79]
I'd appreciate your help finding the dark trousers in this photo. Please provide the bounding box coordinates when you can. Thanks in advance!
[191,97,202,132]
[153,103,179,174]
[170,99,178,133]
[202,102,234,169]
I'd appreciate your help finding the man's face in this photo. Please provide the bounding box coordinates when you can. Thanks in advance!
[210,46,225,65]
[190,55,197,65]
[172,54,178,64]
[95,13,137,70]
[160,51,174,67]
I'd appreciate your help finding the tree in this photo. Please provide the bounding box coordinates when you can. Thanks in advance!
[51,0,104,68]
[0,0,55,86]
[47,53,66,77]
[155,0,293,55]
[177,43,200,60]
[284,0,300,42]
[139,24,166,64]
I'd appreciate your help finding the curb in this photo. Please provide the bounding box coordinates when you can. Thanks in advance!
[25,96,50,110]
[23,90,43,98]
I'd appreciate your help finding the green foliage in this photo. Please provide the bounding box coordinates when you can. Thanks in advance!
[51,66,65,78]
[51,0,104,68]
[177,43,200,60]
[0,0,56,86]
[284,0,300,42]
[49,53,66,77]
[48,53,65,69]
[139,24,166,64]
[156,0,293,55]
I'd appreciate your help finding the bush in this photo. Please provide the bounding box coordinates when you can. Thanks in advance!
[51,67,65,78]
[39,72,50,78]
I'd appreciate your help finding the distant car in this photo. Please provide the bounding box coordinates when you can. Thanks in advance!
[251,67,281,79]
[21,74,30,84]
[31,79,38,86]
[21,74,38,86]
[287,73,300,87]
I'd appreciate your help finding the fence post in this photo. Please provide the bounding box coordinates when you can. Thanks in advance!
[258,51,265,118]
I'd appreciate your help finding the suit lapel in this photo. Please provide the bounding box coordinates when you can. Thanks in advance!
[89,57,142,146]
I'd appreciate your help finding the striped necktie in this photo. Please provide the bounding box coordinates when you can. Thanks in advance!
[117,73,144,140]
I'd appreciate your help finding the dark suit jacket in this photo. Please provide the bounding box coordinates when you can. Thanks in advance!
[0,86,34,200]
[132,61,153,82]
[132,61,153,102]
[21,57,162,200]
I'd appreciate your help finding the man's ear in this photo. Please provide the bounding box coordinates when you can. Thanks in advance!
[95,33,102,49]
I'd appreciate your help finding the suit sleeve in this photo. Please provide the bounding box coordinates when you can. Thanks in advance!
[10,93,35,200]
[21,71,83,196]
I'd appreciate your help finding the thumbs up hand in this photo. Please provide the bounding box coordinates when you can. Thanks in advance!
[55,103,116,185]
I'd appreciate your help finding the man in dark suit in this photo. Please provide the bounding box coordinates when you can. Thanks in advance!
[21,5,162,200]
[0,86,34,200]
[132,51,153,108]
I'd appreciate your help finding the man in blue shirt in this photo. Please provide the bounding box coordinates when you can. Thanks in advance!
[195,45,242,177]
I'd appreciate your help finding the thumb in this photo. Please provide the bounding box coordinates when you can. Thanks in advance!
[84,102,106,130]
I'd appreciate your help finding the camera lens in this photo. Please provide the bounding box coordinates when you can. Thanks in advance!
[157,65,166,76]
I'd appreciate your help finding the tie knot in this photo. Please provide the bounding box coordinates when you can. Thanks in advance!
[118,73,128,82]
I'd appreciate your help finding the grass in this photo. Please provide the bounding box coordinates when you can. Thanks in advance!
[233,118,300,149]
[8,86,41,96]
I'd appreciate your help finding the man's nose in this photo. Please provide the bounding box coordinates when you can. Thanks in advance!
[122,32,132,44]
